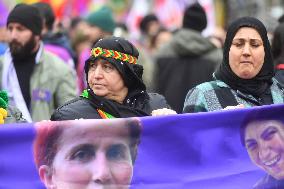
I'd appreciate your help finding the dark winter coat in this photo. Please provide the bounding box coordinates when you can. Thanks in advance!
[51,89,170,120]
[154,28,222,113]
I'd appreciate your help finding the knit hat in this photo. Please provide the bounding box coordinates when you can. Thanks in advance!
[32,2,55,31]
[7,3,43,35]
[85,36,146,92]
[182,2,207,32]
[86,6,115,34]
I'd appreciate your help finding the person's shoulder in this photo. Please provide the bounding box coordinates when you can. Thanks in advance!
[147,92,171,109]
[42,50,72,69]
[204,45,223,62]
[155,38,176,58]
[148,93,166,103]
[185,80,228,100]
[55,97,88,111]
[271,77,284,96]
[41,49,76,77]
[273,76,284,87]
[51,97,100,121]
[194,80,221,91]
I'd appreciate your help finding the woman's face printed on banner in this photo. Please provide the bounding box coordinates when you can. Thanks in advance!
[40,124,133,189]
[244,120,284,180]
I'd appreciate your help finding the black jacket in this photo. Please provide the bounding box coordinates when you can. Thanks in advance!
[51,90,170,120]
[154,29,222,113]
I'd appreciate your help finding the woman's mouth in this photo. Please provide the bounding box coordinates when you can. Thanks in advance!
[262,154,281,167]
[240,61,252,64]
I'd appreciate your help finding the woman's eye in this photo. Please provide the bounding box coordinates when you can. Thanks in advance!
[103,65,114,72]
[264,130,276,140]
[70,146,95,162]
[233,42,243,48]
[107,145,126,160]
[251,43,260,48]
[246,141,258,151]
[90,63,97,69]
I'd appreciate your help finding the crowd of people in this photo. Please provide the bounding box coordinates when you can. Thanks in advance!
[0,1,284,188]
[0,1,283,119]
[0,2,282,122]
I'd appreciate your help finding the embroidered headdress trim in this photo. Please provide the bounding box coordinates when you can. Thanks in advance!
[91,47,137,64]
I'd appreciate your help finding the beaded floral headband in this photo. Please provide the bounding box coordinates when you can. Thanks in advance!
[91,47,137,64]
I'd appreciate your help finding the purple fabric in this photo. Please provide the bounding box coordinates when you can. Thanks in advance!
[0,2,8,27]
[77,48,90,92]
[32,89,52,102]
[0,123,44,189]
[131,105,284,188]
[1,104,284,188]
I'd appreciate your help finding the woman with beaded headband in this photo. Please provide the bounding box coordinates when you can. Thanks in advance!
[51,36,175,120]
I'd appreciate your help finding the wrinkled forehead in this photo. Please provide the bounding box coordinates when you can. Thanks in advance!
[58,120,131,144]
[232,27,262,41]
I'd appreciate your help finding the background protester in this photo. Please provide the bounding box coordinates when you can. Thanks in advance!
[86,6,116,45]
[135,14,163,92]
[77,6,116,92]
[149,27,173,53]
[271,19,284,85]
[51,36,175,120]
[34,118,141,189]
[139,14,162,49]
[208,26,226,49]
[183,17,284,113]
[32,2,76,68]
[154,2,222,113]
[68,17,91,62]
[0,3,77,122]
[240,109,284,188]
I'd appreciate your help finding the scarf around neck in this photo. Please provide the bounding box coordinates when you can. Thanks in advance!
[81,88,150,118]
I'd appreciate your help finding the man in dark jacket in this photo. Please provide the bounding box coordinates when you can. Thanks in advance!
[154,2,222,113]
[51,36,175,120]
[32,2,76,67]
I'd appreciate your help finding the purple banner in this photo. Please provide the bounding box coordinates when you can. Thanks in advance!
[1,104,284,188]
